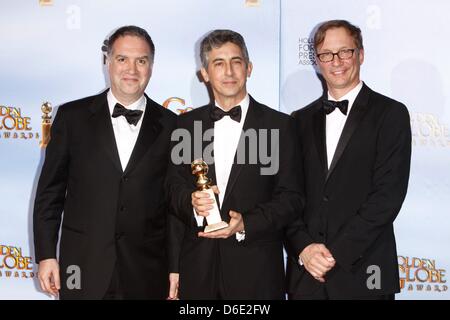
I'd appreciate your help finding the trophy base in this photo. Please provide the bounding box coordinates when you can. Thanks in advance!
[204,221,229,233]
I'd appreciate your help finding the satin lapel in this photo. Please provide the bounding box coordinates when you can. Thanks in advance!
[222,96,262,205]
[201,104,217,190]
[326,84,371,182]
[88,91,122,173]
[124,97,163,175]
[312,104,328,181]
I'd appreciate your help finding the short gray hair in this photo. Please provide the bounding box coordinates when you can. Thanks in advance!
[200,29,250,68]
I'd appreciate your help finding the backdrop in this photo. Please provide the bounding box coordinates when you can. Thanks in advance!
[0,0,448,299]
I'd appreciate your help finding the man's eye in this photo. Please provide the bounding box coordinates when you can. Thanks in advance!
[138,59,147,65]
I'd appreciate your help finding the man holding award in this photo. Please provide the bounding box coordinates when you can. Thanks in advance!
[166,29,302,299]
[33,26,177,299]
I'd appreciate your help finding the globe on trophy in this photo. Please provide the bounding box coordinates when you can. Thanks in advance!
[40,102,52,148]
[191,159,229,233]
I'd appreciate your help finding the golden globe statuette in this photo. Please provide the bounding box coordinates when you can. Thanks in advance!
[40,102,52,148]
[191,159,228,233]
[39,0,53,6]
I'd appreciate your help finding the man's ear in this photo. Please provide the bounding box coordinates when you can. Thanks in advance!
[106,54,112,70]
[200,67,209,82]
[247,61,253,78]
[148,63,153,78]
[358,48,364,65]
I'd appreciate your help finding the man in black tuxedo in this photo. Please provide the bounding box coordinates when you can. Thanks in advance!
[166,29,302,299]
[286,20,411,299]
[33,26,176,299]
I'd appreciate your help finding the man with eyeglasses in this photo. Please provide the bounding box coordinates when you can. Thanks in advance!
[285,20,411,299]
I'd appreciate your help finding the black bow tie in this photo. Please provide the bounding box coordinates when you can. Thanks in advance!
[322,99,349,115]
[112,103,143,126]
[210,105,242,123]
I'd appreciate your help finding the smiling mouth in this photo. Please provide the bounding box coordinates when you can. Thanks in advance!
[122,78,139,83]
[222,81,237,85]
[331,70,346,76]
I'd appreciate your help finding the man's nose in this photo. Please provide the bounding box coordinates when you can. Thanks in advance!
[224,62,233,76]
[332,55,344,66]
[127,60,138,73]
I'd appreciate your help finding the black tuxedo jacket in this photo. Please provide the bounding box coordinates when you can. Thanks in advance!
[166,96,303,299]
[33,90,177,299]
[286,83,411,299]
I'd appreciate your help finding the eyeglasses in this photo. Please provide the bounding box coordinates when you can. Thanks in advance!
[316,48,357,63]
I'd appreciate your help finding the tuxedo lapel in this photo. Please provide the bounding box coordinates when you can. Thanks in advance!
[88,91,122,173]
[124,96,163,175]
[312,104,328,181]
[326,84,371,182]
[222,96,263,205]
[201,104,217,189]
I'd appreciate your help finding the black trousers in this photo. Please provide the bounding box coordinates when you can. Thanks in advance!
[103,264,124,300]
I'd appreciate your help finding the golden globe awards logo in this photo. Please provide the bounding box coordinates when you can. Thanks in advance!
[298,37,316,66]
[245,0,260,7]
[163,97,193,114]
[0,245,36,279]
[39,0,53,6]
[0,105,40,141]
[398,256,447,293]
[410,112,450,147]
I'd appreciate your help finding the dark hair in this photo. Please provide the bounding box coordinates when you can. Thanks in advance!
[314,20,363,51]
[200,29,250,68]
[107,25,155,63]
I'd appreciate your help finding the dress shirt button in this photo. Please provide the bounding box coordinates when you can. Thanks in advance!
[323,196,329,202]
[115,233,124,240]
[123,177,129,182]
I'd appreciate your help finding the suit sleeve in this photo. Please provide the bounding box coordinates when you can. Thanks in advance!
[33,106,69,263]
[167,212,185,273]
[328,103,412,272]
[164,117,198,228]
[242,117,305,243]
[163,116,189,273]
[284,111,314,257]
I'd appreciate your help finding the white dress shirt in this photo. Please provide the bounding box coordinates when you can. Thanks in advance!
[194,94,250,241]
[107,90,146,171]
[326,81,363,168]
[214,94,249,207]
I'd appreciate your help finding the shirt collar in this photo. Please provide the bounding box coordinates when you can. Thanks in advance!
[214,93,250,123]
[107,89,146,115]
[327,81,363,115]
